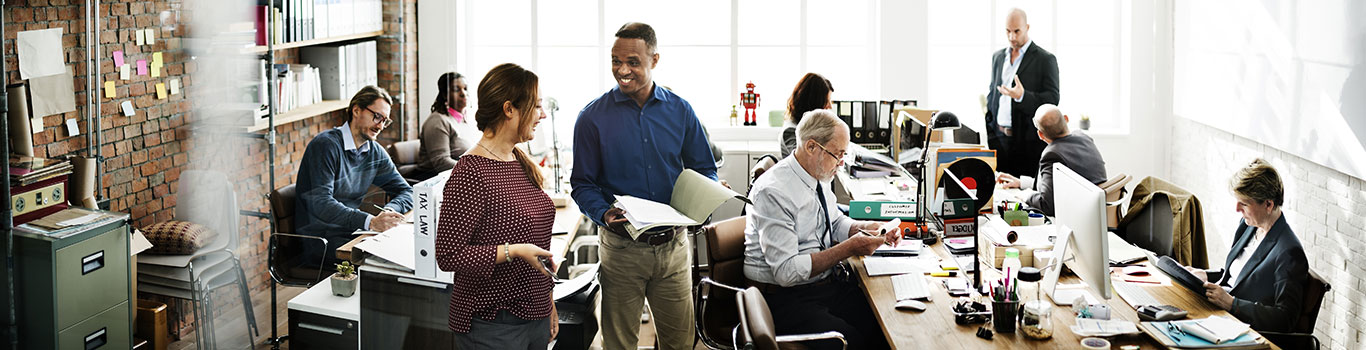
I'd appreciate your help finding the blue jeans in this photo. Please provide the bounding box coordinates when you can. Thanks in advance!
[452,310,551,350]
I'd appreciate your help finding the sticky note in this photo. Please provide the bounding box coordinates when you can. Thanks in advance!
[113,51,124,66]
[145,29,155,45]
[65,118,79,136]
[104,81,115,98]
[135,29,145,45]
[156,83,166,99]
[121,101,134,116]
[169,79,181,95]
[152,52,163,65]
[136,60,147,75]
[120,64,130,80]
[150,63,161,77]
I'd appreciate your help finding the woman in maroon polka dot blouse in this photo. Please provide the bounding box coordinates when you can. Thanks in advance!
[435,63,557,349]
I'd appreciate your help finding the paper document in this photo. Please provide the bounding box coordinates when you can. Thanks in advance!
[353,223,416,272]
[1175,316,1250,344]
[873,239,923,256]
[57,213,102,227]
[17,28,65,80]
[863,257,928,276]
[29,68,77,117]
[613,169,748,239]
[1107,231,1152,264]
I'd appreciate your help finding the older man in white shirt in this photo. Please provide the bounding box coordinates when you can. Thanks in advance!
[743,109,897,350]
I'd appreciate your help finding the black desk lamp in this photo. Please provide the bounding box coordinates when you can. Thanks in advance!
[915,111,961,237]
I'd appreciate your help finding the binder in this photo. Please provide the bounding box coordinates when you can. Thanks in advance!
[300,44,347,100]
[411,171,451,279]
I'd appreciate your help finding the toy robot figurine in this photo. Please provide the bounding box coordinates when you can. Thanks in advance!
[740,81,760,126]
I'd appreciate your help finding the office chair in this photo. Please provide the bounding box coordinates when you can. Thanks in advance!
[137,170,258,350]
[1120,193,1174,257]
[694,217,748,349]
[1099,173,1132,230]
[1261,269,1331,350]
[385,139,424,184]
[263,184,329,349]
[735,286,846,350]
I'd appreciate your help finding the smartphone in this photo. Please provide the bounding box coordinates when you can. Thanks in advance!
[537,256,560,282]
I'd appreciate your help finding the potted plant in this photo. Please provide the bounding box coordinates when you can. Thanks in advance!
[332,261,358,297]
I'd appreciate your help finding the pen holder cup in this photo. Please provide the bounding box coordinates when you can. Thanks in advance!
[992,300,1020,333]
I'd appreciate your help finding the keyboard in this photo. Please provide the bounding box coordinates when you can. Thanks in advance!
[1113,280,1161,309]
[892,273,931,301]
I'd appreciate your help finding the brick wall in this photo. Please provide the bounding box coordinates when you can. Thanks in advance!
[1170,118,1366,348]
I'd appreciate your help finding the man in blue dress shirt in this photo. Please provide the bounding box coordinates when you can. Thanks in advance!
[571,22,718,350]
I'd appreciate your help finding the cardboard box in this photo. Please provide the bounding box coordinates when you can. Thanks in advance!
[136,300,169,350]
[977,234,1052,268]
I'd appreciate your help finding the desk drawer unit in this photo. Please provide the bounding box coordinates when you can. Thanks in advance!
[55,225,130,328]
[360,269,456,350]
[289,309,359,350]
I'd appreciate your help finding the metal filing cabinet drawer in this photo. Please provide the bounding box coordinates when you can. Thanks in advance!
[57,301,131,350]
[54,225,129,330]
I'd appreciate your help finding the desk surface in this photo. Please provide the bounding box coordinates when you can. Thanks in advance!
[852,242,1279,349]
[288,276,360,320]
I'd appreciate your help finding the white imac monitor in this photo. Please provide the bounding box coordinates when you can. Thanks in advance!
[1043,163,1112,304]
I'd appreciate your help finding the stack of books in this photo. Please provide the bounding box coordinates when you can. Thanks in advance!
[9,155,72,187]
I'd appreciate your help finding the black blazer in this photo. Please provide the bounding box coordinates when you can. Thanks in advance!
[984,43,1060,177]
[1219,214,1307,332]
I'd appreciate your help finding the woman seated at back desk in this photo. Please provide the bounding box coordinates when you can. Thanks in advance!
[1184,158,1307,332]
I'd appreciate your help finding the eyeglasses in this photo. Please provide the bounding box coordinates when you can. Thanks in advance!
[814,142,846,164]
[367,107,392,127]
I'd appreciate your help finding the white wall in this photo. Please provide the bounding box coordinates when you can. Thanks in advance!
[416,0,460,127]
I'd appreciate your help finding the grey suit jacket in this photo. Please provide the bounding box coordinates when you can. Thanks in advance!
[1219,214,1308,332]
[1026,133,1106,215]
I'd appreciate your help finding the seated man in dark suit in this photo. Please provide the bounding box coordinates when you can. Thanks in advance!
[995,104,1106,215]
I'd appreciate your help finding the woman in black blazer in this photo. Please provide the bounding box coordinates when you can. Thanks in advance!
[1187,158,1307,331]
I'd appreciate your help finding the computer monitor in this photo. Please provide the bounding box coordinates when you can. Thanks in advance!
[1042,163,1112,305]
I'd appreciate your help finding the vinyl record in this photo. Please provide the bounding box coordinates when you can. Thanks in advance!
[937,157,995,212]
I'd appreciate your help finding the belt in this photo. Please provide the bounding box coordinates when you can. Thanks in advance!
[632,226,681,246]
[746,278,832,294]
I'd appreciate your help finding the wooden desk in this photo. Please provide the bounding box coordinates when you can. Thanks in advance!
[852,243,1279,349]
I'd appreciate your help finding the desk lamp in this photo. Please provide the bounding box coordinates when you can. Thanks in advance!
[915,111,961,237]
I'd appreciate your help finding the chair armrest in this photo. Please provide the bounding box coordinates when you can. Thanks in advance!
[1258,331,1321,350]
[775,331,846,348]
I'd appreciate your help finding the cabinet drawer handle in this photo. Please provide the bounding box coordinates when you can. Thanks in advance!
[397,276,446,289]
[84,327,107,350]
[299,322,345,335]
[81,251,105,275]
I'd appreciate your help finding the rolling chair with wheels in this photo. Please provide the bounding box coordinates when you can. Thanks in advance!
[693,217,748,349]
[137,170,258,350]
[734,286,846,350]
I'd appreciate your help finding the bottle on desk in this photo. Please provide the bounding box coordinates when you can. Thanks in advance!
[1003,248,1022,281]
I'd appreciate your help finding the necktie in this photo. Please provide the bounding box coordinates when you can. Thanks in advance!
[816,182,831,246]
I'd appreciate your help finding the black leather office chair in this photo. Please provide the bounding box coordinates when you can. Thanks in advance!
[694,217,748,349]
[1261,269,1331,350]
[264,184,328,350]
[1120,193,1173,257]
[734,287,846,350]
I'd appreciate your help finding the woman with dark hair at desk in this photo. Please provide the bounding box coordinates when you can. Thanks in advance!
[435,63,557,349]
[780,73,834,158]
[414,72,479,180]
[1186,158,1307,331]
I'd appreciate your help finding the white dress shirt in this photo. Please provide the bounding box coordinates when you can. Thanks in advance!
[997,40,1032,129]
[743,157,856,287]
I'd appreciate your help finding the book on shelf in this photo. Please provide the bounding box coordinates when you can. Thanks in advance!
[255,0,381,46]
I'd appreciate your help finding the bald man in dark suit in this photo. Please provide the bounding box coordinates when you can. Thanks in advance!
[985,8,1060,178]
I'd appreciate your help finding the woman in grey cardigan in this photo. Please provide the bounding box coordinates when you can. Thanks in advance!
[415,72,480,180]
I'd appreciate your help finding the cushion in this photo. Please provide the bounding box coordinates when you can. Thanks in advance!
[142,221,219,254]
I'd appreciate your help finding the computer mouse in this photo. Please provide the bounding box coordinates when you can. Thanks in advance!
[895,299,926,312]
[1123,266,1150,276]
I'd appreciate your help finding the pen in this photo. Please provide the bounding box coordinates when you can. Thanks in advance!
[372,204,396,214]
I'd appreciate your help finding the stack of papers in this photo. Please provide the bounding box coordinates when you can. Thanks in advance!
[612,169,747,239]
[873,240,923,256]
[863,256,936,276]
[1070,319,1141,337]
[1175,316,1252,344]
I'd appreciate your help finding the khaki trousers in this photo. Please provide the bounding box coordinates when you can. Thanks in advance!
[597,227,694,350]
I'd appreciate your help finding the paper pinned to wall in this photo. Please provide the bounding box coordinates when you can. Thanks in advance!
[120,64,130,80]
[152,52,163,65]
[113,50,124,66]
[17,28,65,80]
[155,83,166,99]
[30,118,42,135]
[120,100,135,116]
[136,29,145,45]
[169,79,181,95]
[151,63,161,78]
[104,81,115,98]
[136,60,148,75]
[144,29,156,45]
[28,67,77,117]
[64,118,79,137]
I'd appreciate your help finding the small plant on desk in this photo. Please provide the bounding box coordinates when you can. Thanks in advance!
[332,261,358,297]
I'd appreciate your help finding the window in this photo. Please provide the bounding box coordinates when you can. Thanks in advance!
[458,0,882,131]
[928,1,1131,134]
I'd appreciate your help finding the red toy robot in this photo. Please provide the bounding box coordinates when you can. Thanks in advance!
[740,81,760,126]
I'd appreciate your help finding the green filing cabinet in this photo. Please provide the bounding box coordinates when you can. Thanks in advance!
[3,214,131,350]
